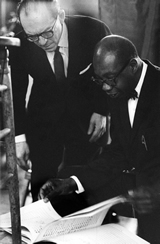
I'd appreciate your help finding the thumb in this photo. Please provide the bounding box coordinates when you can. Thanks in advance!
[87,121,94,135]
[0,128,10,139]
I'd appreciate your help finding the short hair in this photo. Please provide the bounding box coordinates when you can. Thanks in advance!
[17,0,60,21]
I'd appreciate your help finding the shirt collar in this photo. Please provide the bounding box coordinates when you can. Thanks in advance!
[135,61,148,97]
[58,22,68,48]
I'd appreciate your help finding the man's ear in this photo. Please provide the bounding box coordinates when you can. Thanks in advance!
[129,58,138,74]
[59,9,65,23]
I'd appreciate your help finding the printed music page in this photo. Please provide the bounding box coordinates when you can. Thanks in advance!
[48,224,150,244]
[0,196,127,244]
[34,196,125,242]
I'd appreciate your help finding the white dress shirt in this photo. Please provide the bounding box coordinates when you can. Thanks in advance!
[128,61,147,126]
[46,22,69,76]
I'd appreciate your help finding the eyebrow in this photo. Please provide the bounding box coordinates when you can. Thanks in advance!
[25,26,52,36]
[25,19,55,36]
[94,73,116,79]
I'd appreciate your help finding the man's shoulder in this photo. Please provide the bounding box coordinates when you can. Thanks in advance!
[66,14,103,23]
[65,15,109,28]
[144,59,160,72]
[65,15,111,36]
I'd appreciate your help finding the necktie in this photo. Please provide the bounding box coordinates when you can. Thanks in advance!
[54,46,65,81]
[127,90,138,100]
[128,90,138,126]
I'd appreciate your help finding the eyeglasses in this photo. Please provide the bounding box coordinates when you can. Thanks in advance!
[26,16,58,42]
[91,59,131,86]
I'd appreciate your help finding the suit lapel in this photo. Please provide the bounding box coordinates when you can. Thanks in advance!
[110,97,131,143]
[65,17,83,79]
[120,98,132,142]
[29,42,57,83]
[131,62,157,141]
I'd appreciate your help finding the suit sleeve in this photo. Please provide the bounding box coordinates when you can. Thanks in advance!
[83,18,111,117]
[9,42,29,136]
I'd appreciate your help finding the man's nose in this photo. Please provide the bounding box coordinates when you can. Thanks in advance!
[102,83,112,91]
[38,36,47,45]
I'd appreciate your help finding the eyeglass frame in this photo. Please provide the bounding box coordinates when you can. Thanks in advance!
[91,59,131,86]
[25,15,58,42]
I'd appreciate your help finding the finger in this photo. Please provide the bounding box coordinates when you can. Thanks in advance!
[43,197,49,203]
[0,128,10,139]
[0,85,8,92]
[46,190,59,201]
[39,186,46,199]
[39,189,50,201]
[40,180,58,199]
[39,185,50,199]
[37,193,41,200]
[87,122,94,135]
[89,129,102,142]
[89,133,99,142]
[16,158,29,171]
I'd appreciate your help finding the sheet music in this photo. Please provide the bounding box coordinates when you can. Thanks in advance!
[49,224,150,244]
[0,200,61,243]
[35,196,125,242]
[0,196,128,244]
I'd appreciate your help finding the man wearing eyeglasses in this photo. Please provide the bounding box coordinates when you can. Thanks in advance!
[39,35,160,244]
[9,0,111,201]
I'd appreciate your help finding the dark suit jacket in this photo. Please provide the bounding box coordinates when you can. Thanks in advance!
[9,15,111,139]
[58,60,160,242]
[59,59,160,203]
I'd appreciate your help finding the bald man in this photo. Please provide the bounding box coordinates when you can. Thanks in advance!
[40,35,160,244]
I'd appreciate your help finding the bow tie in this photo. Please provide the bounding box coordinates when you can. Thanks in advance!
[127,90,138,100]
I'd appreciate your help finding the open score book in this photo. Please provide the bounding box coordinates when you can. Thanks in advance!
[0,196,149,244]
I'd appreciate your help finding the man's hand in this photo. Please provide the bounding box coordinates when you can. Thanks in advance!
[88,113,106,142]
[0,84,7,92]
[38,178,78,203]
[16,141,30,171]
[127,186,160,214]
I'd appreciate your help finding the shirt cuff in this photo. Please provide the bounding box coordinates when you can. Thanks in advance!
[15,134,26,143]
[70,176,85,194]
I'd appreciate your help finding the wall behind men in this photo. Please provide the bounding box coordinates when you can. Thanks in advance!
[60,0,160,66]
[99,0,160,65]
[1,0,160,65]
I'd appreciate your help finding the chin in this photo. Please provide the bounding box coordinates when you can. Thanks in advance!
[44,46,55,52]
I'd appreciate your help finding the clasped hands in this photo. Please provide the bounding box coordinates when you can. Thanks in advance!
[38,178,77,202]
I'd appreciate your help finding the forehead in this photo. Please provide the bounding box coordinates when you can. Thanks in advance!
[94,52,117,75]
[20,2,55,34]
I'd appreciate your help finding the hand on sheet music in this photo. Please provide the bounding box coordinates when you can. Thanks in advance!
[38,178,78,202]
[88,113,106,142]
[127,185,160,214]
